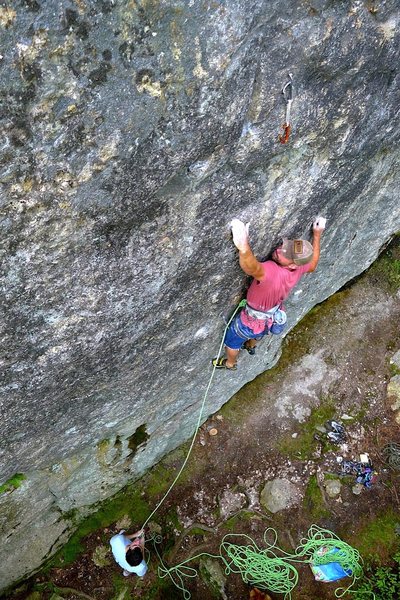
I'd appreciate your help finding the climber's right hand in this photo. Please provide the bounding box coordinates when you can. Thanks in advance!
[313,215,327,232]
[231,219,250,252]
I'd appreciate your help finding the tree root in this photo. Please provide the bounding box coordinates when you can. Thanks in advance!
[54,586,97,600]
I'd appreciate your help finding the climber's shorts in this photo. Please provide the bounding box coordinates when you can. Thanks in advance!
[224,312,268,350]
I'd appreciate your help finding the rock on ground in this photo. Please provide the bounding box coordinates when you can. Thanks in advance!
[260,478,302,513]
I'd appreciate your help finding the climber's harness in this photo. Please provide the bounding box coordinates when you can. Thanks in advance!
[244,302,287,335]
[245,303,281,321]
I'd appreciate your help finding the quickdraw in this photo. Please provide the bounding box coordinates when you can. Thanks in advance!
[278,73,293,144]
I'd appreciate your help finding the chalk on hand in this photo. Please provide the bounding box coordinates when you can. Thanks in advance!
[314,215,327,229]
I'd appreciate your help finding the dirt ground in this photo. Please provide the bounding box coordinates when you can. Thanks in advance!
[7,242,400,600]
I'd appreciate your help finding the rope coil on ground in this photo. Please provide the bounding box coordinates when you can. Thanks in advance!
[381,442,400,470]
[220,532,298,599]
[291,526,364,598]
[152,526,372,600]
[294,525,363,573]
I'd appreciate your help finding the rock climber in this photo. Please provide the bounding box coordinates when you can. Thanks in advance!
[110,528,148,577]
[212,216,326,370]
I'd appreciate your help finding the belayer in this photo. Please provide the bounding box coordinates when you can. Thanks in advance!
[110,528,147,577]
[212,216,326,370]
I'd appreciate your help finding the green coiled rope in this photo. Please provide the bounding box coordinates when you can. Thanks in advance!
[381,442,400,470]
[290,525,364,598]
[220,530,298,599]
[154,525,374,600]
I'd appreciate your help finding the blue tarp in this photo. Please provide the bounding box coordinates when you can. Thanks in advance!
[310,547,352,583]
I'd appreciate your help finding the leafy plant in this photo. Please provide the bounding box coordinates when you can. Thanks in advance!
[353,551,400,599]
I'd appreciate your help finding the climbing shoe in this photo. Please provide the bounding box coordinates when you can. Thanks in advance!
[242,342,256,355]
[212,357,237,371]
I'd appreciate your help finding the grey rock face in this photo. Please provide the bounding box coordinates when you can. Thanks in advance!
[1,0,400,590]
[260,478,302,513]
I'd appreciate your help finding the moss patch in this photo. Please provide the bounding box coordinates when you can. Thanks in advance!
[346,509,400,562]
[145,462,177,497]
[221,510,257,532]
[50,488,151,567]
[367,234,400,293]
[276,400,336,459]
[110,574,135,600]
[0,473,26,494]
[303,475,330,521]
[131,577,177,600]
[390,363,400,377]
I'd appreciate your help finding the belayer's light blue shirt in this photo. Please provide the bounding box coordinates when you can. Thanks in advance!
[110,534,148,576]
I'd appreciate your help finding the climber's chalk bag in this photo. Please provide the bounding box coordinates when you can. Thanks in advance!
[270,307,287,335]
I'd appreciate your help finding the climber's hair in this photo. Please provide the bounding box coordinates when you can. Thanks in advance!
[126,546,143,566]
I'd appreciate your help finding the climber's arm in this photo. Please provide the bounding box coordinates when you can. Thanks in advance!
[307,216,326,273]
[230,219,265,281]
[126,529,144,540]
[238,246,265,280]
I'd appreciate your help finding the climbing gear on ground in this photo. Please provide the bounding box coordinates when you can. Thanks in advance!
[340,457,377,489]
[381,442,400,470]
[242,341,256,355]
[314,421,346,445]
[212,357,237,370]
[278,73,293,144]
[310,547,352,583]
[325,420,346,444]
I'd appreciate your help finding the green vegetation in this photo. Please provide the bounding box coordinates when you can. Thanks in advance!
[129,576,177,600]
[303,475,330,521]
[353,551,400,599]
[277,400,336,459]
[0,473,26,494]
[390,361,400,377]
[110,573,135,599]
[367,234,400,293]
[347,509,400,561]
[145,462,177,497]
[50,487,151,567]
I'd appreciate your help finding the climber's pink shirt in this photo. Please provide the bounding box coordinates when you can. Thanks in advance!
[240,260,312,332]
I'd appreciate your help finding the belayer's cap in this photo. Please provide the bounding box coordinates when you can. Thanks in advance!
[281,238,313,265]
